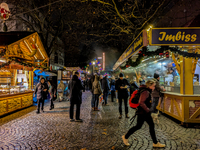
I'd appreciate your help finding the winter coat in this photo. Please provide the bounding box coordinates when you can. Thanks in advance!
[152,78,163,97]
[115,78,130,96]
[92,76,102,95]
[68,75,84,104]
[35,82,48,100]
[130,81,139,95]
[57,82,65,92]
[101,77,110,93]
[137,85,152,114]
[110,79,116,91]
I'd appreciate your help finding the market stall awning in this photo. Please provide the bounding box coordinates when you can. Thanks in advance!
[34,70,57,77]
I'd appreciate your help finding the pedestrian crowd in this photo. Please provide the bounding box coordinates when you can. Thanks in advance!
[34,71,166,148]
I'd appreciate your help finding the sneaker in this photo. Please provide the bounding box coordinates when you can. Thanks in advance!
[70,119,75,122]
[153,142,166,148]
[126,114,130,118]
[75,119,83,122]
[122,135,130,146]
[119,114,122,119]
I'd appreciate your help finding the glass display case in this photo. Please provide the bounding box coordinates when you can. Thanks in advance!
[0,85,34,96]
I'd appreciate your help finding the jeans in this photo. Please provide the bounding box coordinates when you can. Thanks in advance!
[94,94,100,108]
[151,97,159,113]
[91,93,94,108]
[37,98,44,112]
[125,113,158,144]
[111,91,115,102]
[103,92,109,104]
[70,103,81,120]
[118,95,128,115]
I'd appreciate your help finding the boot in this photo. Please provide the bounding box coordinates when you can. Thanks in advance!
[92,107,95,111]
[119,114,122,119]
[126,114,130,118]
[95,107,100,111]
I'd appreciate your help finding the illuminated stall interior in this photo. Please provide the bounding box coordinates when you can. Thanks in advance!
[0,32,48,116]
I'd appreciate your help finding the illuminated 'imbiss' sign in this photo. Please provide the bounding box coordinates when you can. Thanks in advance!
[150,27,200,45]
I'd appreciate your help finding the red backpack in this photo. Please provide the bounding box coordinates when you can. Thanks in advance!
[129,90,139,109]
[129,89,147,109]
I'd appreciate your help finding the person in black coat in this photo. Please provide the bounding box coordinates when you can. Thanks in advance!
[47,80,57,110]
[68,72,84,122]
[115,73,130,119]
[110,76,116,102]
[101,75,110,105]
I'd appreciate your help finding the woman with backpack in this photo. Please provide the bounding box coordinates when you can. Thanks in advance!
[92,75,103,111]
[122,80,165,148]
[48,80,57,110]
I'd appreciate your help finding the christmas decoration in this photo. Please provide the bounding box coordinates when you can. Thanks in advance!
[120,46,200,70]
[27,43,37,57]
[0,3,11,20]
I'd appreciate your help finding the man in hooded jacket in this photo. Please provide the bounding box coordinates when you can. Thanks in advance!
[68,72,84,122]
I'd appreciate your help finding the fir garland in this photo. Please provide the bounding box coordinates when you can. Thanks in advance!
[120,46,200,70]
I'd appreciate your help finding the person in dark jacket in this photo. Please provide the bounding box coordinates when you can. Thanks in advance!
[122,80,165,148]
[110,76,116,102]
[34,77,48,113]
[47,80,57,110]
[151,73,165,113]
[115,73,130,119]
[101,75,110,105]
[89,75,95,109]
[68,72,84,122]
[130,77,139,95]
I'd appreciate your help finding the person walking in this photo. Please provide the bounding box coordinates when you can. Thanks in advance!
[34,77,48,113]
[47,80,57,110]
[151,73,165,113]
[92,75,102,111]
[57,80,65,102]
[89,75,95,110]
[101,75,110,105]
[68,71,84,122]
[130,77,139,95]
[110,76,116,102]
[122,80,165,148]
[115,73,130,119]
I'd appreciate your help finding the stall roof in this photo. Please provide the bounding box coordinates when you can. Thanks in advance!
[4,32,48,60]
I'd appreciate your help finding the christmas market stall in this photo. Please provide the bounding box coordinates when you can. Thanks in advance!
[113,27,200,124]
[0,32,49,117]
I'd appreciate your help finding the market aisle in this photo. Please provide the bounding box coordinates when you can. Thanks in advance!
[0,91,200,150]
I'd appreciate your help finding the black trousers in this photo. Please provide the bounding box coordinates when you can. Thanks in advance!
[151,97,159,113]
[70,103,81,120]
[94,94,100,108]
[37,98,44,112]
[125,113,158,144]
[50,97,54,108]
[118,95,128,115]
[111,91,115,102]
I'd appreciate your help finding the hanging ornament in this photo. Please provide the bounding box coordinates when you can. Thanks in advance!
[0,3,11,20]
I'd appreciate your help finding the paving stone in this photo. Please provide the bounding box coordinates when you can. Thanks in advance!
[0,91,200,150]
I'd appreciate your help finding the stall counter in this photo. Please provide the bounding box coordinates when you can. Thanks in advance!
[157,92,200,124]
[0,91,34,116]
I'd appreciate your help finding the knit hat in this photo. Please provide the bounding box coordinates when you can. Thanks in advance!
[154,73,159,79]
[119,73,124,77]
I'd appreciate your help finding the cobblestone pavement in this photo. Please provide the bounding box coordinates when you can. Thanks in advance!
[0,91,200,150]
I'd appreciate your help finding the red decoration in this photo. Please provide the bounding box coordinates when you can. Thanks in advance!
[1,8,4,13]
[166,51,169,58]
[139,51,142,54]
[143,54,145,56]
[159,53,164,55]
[3,14,6,18]
[126,65,130,68]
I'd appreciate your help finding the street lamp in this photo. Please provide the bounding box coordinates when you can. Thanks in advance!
[92,61,95,75]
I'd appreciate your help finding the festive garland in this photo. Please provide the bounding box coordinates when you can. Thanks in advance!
[120,46,200,70]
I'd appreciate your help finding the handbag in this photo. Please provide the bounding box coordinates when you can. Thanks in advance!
[57,89,63,93]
